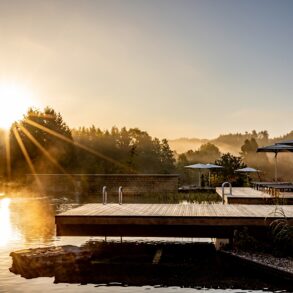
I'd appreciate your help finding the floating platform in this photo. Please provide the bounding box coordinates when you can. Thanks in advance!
[216,187,293,205]
[55,203,293,238]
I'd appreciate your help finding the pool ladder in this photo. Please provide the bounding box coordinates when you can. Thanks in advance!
[221,182,232,204]
[102,186,123,205]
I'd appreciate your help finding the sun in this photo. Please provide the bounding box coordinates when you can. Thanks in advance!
[0,83,34,129]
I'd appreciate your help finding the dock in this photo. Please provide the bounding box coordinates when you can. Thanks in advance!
[56,203,293,238]
[216,187,293,204]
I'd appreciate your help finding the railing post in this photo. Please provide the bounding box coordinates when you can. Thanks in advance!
[102,186,107,205]
[118,186,123,205]
[221,182,232,204]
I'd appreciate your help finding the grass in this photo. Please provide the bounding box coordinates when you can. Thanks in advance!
[82,191,221,204]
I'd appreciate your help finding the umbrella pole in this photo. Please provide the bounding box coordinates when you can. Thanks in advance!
[209,170,211,187]
[199,171,201,187]
[274,153,278,182]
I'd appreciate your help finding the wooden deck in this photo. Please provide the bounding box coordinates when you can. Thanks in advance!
[216,187,293,204]
[56,203,293,238]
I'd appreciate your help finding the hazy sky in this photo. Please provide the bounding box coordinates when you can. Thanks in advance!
[1,0,293,139]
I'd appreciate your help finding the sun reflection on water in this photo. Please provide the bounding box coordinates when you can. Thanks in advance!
[0,198,20,247]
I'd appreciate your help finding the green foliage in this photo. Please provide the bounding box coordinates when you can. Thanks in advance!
[176,143,221,185]
[85,191,221,204]
[270,208,293,256]
[10,107,74,177]
[181,143,221,164]
[72,126,176,174]
[8,107,176,178]
[240,138,269,177]
[240,138,258,157]
[233,227,263,252]
[214,153,246,186]
[232,208,293,256]
[211,130,269,149]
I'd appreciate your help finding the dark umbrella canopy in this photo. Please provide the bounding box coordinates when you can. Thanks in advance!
[276,140,293,146]
[257,144,293,181]
[257,144,293,153]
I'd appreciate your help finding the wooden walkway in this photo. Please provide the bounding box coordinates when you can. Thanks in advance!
[216,187,293,204]
[56,203,293,238]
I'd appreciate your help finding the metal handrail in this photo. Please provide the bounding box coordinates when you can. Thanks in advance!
[221,182,232,204]
[102,186,107,205]
[118,186,123,205]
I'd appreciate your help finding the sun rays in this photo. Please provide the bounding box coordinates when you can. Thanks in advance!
[12,127,43,191]
[23,118,135,173]
[4,112,135,193]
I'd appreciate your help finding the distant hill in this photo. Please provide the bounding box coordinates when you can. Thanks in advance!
[169,137,240,155]
[168,138,209,154]
[169,130,293,155]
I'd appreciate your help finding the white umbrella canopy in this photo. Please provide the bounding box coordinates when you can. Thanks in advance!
[257,144,293,181]
[205,163,223,169]
[184,163,209,169]
[184,163,210,187]
[235,167,261,173]
[184,163,223,187]
[235,167,262,183]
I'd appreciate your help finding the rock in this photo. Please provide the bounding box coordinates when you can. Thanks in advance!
[10,245,92,279]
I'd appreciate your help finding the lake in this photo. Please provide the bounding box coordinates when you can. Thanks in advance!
[0,192,289,292]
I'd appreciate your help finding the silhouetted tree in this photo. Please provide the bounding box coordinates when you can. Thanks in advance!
[10,107,74,177]
[215,153,246,186]
[72,126,176,174]
[180,143,221,165]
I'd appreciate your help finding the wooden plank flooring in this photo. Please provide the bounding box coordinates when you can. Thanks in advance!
[58,203,293,218]
[56,203,293,237]
[216,187,293,204]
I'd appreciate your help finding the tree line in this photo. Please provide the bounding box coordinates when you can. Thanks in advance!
[4,107,175,180]
[0,106,288,185]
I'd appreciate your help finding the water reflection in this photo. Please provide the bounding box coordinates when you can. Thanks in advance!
[10,197,55,243]
[10,240,293,291]
[0,194,291,293]
[0,198,20,247]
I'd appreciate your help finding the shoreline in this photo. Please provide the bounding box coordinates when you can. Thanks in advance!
[221,250,293,282]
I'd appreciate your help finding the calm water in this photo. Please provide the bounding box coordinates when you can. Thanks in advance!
[0,193,287,292]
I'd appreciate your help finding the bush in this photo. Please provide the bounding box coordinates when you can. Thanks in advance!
[270,208,293,257]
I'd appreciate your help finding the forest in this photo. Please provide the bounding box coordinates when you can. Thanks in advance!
[0,106,292,185]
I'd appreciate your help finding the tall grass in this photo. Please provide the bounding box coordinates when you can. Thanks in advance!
[84,191,221,204]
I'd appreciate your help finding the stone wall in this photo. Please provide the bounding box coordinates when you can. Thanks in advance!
[27,174,180,195]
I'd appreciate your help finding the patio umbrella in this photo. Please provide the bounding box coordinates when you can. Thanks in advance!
[276,140,293,146]
[257,144,293,181]
[235,167,261,173]
[184,163,208,187]
[235,167,261,182]
[205,163,223,186]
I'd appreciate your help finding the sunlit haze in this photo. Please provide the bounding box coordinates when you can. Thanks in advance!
[0,83,35,129]
[1,0,293,138]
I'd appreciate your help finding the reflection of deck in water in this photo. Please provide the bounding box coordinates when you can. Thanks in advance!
[56,203,293,238]
[11,242,292,290]
[216,187,293,204]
